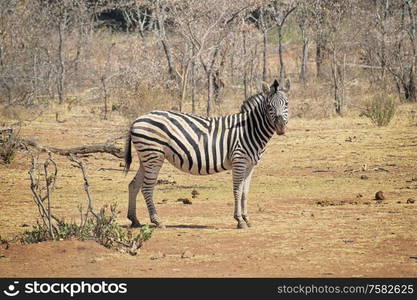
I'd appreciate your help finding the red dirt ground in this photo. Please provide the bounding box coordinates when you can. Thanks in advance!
[1,106,417,277]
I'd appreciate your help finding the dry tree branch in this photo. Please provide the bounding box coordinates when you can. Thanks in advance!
[43,152,58,239]
[28,153,61,238]
[68,154,98,221]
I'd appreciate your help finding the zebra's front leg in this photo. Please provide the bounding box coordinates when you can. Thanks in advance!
[141,156,165,228]
[241,167,254,227]
[127,166,145,228]
[232,161,248,229]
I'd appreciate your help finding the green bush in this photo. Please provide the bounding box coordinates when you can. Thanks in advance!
[360,94,397,127]
[20,203,153,255]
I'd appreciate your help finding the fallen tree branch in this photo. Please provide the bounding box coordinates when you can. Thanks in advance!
[19,137,124,159]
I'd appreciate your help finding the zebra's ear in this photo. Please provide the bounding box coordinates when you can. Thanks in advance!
[270,79,279,93]
[261,81,270,94]
[282,78,291,93]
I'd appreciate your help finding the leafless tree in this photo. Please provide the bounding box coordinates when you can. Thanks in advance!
[271,0,298,82]
[154,0,178,83]
[296,1,312,85]
[171,0,254,116]
[359,0,416,102]
[249,3,275,82]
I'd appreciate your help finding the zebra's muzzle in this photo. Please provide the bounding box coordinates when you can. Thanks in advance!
[275,118,286,135]
[276,126,286,135]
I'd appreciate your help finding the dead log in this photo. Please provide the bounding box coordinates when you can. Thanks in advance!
[20,137,124,159]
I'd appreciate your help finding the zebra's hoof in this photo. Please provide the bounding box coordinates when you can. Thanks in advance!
[156,223,166,229]
[245,221,252,227]
[128,216,141,228]
[130,222,141,228]
[237,221,248,229]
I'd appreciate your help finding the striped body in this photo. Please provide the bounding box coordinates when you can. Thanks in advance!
[125,79,290,229]
[131,108,275,176]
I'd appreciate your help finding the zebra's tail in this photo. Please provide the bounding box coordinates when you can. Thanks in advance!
[124,129,132,175]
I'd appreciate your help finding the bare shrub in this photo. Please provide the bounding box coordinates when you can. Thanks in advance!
[290,82,335,120]
[0,127,20,164]
[24,153,152,255]
[116,87,176,120]
[407,109,417,126]
[360,94,397,126]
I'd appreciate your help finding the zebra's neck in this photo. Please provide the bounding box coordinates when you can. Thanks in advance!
[234,102,276,163]
[249,102,275,144]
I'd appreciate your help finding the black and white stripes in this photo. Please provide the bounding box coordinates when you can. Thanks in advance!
[124,79,290,229]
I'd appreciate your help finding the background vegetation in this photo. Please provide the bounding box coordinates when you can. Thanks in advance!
[1,0,416,122]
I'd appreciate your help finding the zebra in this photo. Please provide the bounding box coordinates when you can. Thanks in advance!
[124,79,290,229]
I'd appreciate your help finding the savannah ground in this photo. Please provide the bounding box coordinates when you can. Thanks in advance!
[1,102,416,277]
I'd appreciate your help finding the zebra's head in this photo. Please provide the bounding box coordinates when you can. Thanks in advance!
[262,79,290,135]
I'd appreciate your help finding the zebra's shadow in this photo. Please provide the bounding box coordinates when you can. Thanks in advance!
[122,224,216,229]
[165,224,215,229]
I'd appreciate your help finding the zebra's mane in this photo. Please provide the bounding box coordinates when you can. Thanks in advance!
[239,93,266,113]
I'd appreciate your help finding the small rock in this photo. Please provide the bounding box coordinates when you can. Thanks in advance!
[178,198,192,205]
[181,250,193,259]
[150,252,165,260]
[360,175,369,180]
[375,191,385,200]
[356,194,363,198]
[191,189,199,198]
[407,198,415,204]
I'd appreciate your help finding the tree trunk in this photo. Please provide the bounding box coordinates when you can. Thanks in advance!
[262,29,268,82]
[331,51,345,115]
[191,46,196,114]
[259,6,268,82]
[316,39,324,79]
[243,31,248,99]
[277,25,286,82]
[180,61,191,112]
[207,71,213,117]
[404,73,416,101]
[101,76,108,120]
[155,0,176,81]
[299,25,309,85]
[57,20,65,104]
[406,0,417,102]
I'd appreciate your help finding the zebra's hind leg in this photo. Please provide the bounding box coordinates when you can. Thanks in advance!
[241,167,254,227]
[141,154,165,228]
[127,165,145,228]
